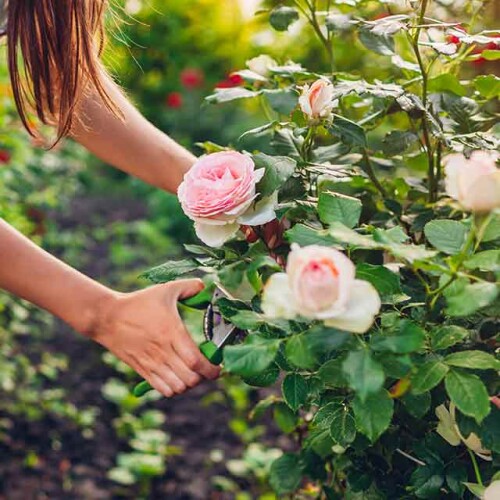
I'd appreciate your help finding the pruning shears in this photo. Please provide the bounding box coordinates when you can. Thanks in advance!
[132,284,242,398]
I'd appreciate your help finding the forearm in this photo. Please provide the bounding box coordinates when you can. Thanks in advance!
[71,72,196,193]
[0,219,115,336]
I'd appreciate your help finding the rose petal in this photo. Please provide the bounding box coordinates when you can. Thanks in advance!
[194,221,240,248]
[237,193,277,226]
[323,280,381,333]
[262,273,297,319]
[463,171,500,212]
[435,405,461,446]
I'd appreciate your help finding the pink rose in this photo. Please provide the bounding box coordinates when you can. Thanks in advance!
[444,151,500,213]
[299,79,336,120]
[178,151,277,247]
[262,245,381,333]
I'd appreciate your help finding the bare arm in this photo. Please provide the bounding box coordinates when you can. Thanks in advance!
[71,72,196,193]
[0,219,220,396]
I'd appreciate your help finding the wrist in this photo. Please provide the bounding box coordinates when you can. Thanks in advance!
[73,286,121,340]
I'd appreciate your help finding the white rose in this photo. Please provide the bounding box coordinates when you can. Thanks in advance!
[262,244,381,333]
[444,151,500,213]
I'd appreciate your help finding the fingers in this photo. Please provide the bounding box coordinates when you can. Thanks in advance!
[169,278,205,301]
[164,352,202,388]
[173,334,221,381]
[148,373,174,398]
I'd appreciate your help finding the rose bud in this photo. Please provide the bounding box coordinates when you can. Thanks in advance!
[246,55,278,77]
[262,244,381,333]
[444,150,500,213]
[299,79,336,121]
[178,151,277,247]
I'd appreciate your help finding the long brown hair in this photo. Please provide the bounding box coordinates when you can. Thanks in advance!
[6,0,118,144]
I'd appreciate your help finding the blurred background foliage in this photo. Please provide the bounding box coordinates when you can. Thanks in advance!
[0,0,498,498]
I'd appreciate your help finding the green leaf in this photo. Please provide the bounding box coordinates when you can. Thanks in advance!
[424,220,468,255]
[242,363,280,387]
[352,390,394,442]
[410,466,444,499]
[371,320,425,354]
[483,213,500,242]
[446,463,467,497]
[263,88,299,115]
[430,325,469,350]
[254,152,297,198]
[444,350,500,370]
[402,392,431,419]
[206,87,260,104]
[381,130,419,156]
[445,281,498,317]
[329,406,356,447]
[286,224,336,246]
[282,373,309,411]
[464,250,500,272]
[358,27,395,55]
[356,264,409,304]
[274,402,299,433]
[286,328,349,370]
[445,369,490,423]
[342,350,385,402]
[328,222,380,249]
[318,191,362,229]
[318,357,348,388]
[464,483,486,499]
[286,334,318,370]
[330,115,367,147]
[428,74,466,97]
[229,310,265,330]
[269,6,300,32]
[223,336,280,378]
[269,453,303,495]
[411,360,449,395]
[481,49,500,60]
[474,75,500,99]
[141,259,198,283]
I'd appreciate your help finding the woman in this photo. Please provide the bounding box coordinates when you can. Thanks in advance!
[0,0,221,397]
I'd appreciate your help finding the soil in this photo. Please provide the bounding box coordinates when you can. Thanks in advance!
[0,194,285,500]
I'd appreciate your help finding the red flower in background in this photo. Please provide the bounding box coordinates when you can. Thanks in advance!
[0,149,11,164]
[215,73,244,89]
[165,92,183,108]
[471,34,500,66]
[180,68,205,89]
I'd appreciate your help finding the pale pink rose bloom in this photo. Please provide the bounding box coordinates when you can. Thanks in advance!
[485,481,500,500]
[178,151,276,247]
[262,244,381,333]
[444,151,500,213]
[299,79,335,120]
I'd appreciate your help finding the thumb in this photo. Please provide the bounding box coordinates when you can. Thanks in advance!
[170,278,205,300]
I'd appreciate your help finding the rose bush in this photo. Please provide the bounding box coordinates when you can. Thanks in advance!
[143,1,499,497]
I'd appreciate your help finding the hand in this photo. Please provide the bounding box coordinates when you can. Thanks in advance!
[91,279,221,397]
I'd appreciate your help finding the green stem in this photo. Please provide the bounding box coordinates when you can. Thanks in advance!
[362,149,386,197]
[411,0,436,203]
[296,0,335,73]
[468,449,483,486]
